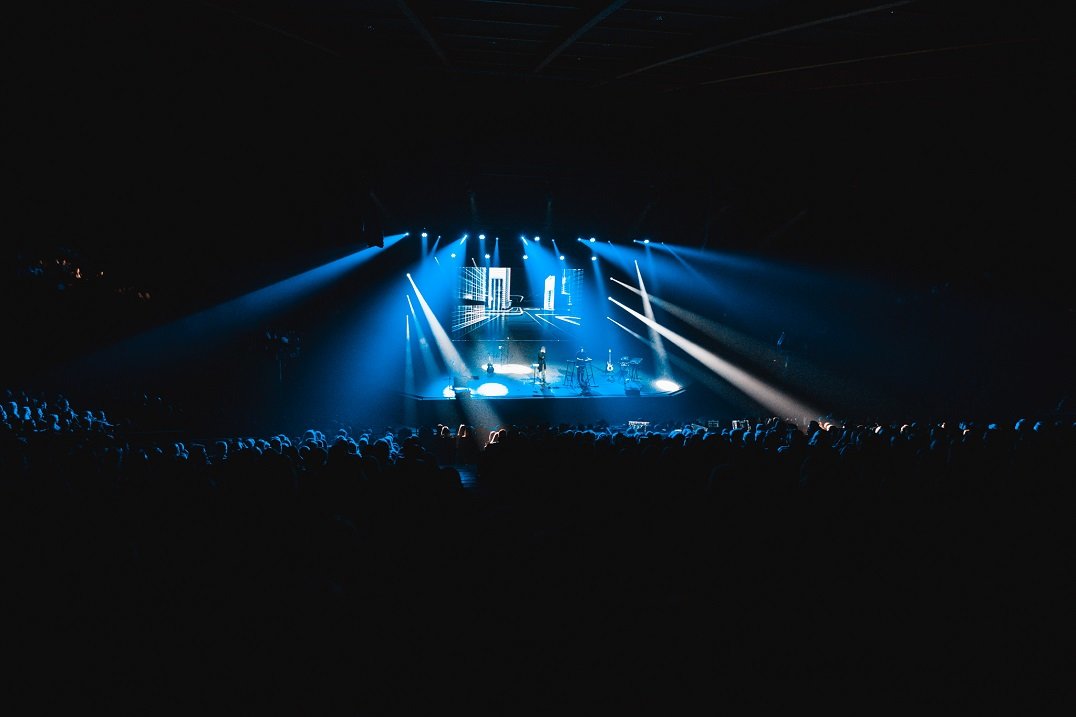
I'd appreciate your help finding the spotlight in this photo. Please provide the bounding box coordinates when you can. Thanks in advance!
[643,239,650,244]
[479,234,485,240]
[591,256,597,261]
[420,232,428,238]
[559,255,565,260]
[522,254,529,260]
[534,236,540,241]
[484,253,491,259]
[450,253,456,258]
[589,237,595,242]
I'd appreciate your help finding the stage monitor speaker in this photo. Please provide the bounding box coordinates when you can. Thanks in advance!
[625,387,641,396]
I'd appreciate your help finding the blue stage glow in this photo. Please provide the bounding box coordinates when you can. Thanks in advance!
[70,234,409,385]
[475,382,509,397]
[609,295,819,420]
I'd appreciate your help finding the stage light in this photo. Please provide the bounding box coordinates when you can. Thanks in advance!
[589,237,595,242]
[653,379,680,392]
[420,232,428,238]
[534,236,540,241]
[479,234,486,240]
[591,256,597,261]
[523,254,529,260]
[485,253,491,259]
[450,253,456,258]
[475,383,509,397]
[559,255,565,260]
[643,239,650,244]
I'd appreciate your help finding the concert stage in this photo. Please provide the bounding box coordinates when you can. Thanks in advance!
[402,351,699,431]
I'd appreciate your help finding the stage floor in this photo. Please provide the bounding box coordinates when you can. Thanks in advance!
[401,360,693,433]
[408,359,677,402]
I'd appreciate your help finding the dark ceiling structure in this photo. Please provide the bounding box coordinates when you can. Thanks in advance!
[198,0,1052,96]
[8,1,1069,303]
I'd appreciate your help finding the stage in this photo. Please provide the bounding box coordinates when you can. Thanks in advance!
[402,346,702,431]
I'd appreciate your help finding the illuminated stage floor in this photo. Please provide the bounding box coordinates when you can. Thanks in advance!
[402,359,696,431]
[409,360,679,402]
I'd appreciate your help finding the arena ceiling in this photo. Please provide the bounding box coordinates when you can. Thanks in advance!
[9,1,1068,301]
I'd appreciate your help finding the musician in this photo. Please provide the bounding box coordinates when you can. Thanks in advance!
[575,346,589,386]
[536,346,547,383]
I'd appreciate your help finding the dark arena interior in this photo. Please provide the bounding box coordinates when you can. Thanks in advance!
[5,1,1073,712]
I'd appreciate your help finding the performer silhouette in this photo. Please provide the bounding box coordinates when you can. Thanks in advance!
[536,346,547,384]
[575,346,590,388]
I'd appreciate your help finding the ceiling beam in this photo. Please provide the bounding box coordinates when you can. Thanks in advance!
[534,0,631,74]
[395,0,451,67]
[690,38,1031,89]
[612,0,917,82]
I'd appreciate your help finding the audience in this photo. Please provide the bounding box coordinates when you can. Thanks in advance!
[1,386,1072,712]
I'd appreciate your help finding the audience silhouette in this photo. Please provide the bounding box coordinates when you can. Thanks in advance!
[2,386,1072,712]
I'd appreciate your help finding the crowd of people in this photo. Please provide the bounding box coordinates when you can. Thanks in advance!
[2,386,1072,711]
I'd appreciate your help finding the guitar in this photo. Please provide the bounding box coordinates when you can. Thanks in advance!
[606,349,614,373]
